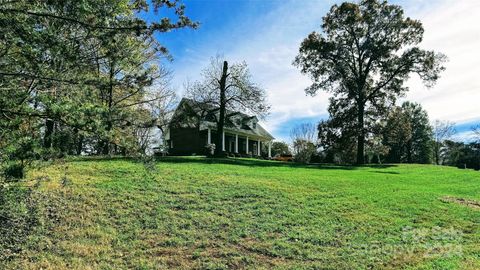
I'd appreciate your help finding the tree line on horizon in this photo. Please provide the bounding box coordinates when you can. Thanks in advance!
[286,103,480,170]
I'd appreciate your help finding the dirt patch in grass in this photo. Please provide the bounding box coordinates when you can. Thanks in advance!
[440,196,480,210]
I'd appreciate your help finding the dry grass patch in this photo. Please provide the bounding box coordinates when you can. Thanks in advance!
[440,196,480,210]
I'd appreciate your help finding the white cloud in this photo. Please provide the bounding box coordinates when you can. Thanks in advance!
[403,0,480,124]
[168,0,480,140]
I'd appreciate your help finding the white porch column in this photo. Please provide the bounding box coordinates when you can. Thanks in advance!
[246,136,249,154]
[257,141,261,156]
[235,134,238,153]
[222,131,225,151]
[207,128,211,144]
[268,141,272,158]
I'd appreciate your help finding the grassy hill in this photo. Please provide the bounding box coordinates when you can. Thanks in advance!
[2,157,479,269]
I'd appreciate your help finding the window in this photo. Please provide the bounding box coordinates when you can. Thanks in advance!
[170,140,173,148]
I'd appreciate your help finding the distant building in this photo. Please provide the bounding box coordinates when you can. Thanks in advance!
[164,98,274,157]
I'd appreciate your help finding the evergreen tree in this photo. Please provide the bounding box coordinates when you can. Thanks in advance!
[0,0,197,169]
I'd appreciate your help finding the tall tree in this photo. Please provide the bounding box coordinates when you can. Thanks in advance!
[402,102,433,163]
[293,0,445,164]
[95,32,171,155]
[186,56,270,155]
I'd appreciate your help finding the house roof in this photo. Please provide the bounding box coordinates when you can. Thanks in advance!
[170,98,274,140]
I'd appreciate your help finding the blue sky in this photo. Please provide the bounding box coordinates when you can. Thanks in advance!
[142,0,480,142]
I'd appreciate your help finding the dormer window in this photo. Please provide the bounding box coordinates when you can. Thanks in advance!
[252,122,256,129]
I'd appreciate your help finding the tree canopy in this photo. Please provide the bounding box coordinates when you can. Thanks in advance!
[294,0,446,164]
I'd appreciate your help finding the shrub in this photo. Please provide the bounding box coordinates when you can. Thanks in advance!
[205,144,216,157]
[293,141,317,164]
[7,136,40,163]
[3,163,25,181]
[310,153,324,163]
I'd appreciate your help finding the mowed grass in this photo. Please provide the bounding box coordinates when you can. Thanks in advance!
[5,157,480,269]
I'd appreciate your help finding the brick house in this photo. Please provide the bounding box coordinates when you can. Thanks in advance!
[164,98,274,157]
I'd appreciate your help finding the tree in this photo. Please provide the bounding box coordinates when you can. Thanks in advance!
[144,85,178,154]
[266,141,291,157]
[432,120,456,165]
[149,86,178,136]
[442,140,465,168]
[383,102,432,163]
[94,33,171,155]
[442,141,480,171]
[366,134,389,164]
[384,106,412,163]
[460,143,480,171]
[402,102,433,163]
[290,123,317,144]
[186,56,270,156]
[290,123,318,163]
[317,97,378,164]
[472,125,480,143]
[293,0,445,164]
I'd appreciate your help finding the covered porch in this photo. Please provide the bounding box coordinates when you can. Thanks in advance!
[205,128,273,157]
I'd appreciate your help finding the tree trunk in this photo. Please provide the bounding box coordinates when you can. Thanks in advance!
[406,140,412,163]
[43,118,54,148]
[76,134,83,155]
[215,61,228,156]
[102,60,115,156]
[356,102,365,165]
[103,123,112,155]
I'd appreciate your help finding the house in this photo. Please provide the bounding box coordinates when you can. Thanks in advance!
[164,98,274,157]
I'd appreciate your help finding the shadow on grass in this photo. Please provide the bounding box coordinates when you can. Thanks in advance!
[67,156,135,163]
[371,170,400,175]
[155,156,398,171]
[66,155,398,171]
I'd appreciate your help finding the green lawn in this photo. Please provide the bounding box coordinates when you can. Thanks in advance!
[4,157,480,269]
